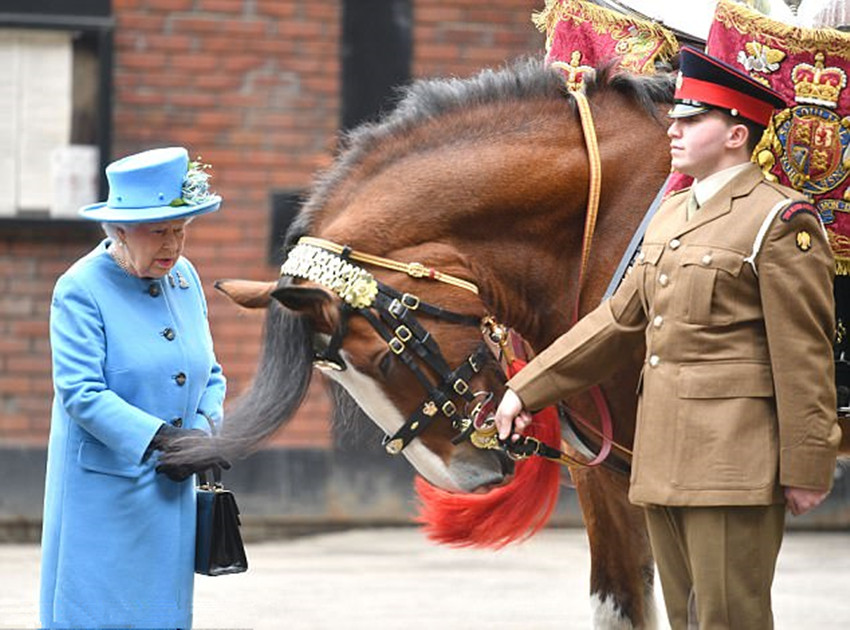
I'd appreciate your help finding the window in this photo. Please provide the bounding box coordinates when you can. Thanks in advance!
[0,1,112,221]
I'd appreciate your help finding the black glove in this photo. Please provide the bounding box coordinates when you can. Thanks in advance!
[149,424,231,482]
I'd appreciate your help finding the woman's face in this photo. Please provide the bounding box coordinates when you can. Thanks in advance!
[118,219,189,278]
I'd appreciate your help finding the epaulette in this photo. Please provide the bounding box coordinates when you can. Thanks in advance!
[780,200,820,223]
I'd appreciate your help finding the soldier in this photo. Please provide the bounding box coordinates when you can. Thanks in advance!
[495,47,841,629]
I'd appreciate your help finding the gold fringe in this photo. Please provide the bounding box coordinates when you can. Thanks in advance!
[532,0,678,73]
[835,257,850,276]
[713,0,850,58]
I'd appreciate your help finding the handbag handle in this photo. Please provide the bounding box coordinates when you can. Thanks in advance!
[197,411,224,489]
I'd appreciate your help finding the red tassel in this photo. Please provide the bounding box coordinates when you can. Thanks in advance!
[414,359,562,548]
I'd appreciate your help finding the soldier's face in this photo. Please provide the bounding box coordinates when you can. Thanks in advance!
[667,111,736,180]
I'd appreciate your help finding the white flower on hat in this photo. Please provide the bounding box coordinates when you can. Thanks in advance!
[171,158,215,207]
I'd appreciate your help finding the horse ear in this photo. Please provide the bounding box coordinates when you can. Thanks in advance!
[214,279,277,308]
[271,282,339,334]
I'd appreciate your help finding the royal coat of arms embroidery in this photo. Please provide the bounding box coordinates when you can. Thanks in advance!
[707,0,850,273]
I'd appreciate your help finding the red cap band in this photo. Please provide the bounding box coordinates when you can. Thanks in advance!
[676,76,777,126]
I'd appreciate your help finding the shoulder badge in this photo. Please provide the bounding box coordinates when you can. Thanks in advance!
[796,230,813,251]
[780,201,819,223]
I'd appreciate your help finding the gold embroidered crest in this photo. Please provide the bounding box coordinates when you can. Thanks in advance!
[796,230,813,251]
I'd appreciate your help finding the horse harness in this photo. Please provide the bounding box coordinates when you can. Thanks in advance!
[279,236,622,468]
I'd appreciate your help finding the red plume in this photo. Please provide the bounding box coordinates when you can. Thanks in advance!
[414,359,562,548]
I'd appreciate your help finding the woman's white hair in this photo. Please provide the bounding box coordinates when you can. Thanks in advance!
[100,217,194,240]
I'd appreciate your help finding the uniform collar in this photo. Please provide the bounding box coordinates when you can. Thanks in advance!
[692,162,753,208]
[666,163,765,239]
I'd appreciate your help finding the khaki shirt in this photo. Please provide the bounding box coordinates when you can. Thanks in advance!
[509,164,841,506]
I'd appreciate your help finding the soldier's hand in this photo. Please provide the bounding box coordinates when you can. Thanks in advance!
[784,486,829,516]
[494,389,533,441]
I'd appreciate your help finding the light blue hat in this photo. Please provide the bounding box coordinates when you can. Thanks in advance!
[79,147,222,223]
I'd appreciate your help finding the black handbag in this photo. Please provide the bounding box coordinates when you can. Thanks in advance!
[195,464,248,576]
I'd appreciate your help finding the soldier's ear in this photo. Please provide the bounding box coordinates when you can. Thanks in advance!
[726,122,750,151]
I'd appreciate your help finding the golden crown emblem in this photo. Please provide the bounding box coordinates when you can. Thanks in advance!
[791,52,847,109]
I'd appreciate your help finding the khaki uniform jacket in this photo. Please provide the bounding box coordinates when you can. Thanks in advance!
[509,164,841,506]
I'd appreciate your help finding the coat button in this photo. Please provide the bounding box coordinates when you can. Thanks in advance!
[174,372,187,386]
[702,254,713,265]
[147,284,161,297]
[637,251,645,262]
[648,354,660,367]
[669,239,681,250]
[658,273,669,287]
[652,315,663,328]
[172,417,183,428]
[162,327,176,341]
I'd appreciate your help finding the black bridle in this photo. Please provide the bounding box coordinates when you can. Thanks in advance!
[280,237,502,455]
[319,282,497,454]
[279,236,617,468]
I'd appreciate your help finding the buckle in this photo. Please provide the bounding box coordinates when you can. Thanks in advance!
[441,400,457,417]
[468,355,480,372]
[395,325,412,342]
[384,438,404,455]
[388,299,404,318]
[389,337,405,355]
[401,293,420,310]
[453,378,469,395]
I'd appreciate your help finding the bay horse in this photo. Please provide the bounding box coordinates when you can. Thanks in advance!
[172,58,676,627]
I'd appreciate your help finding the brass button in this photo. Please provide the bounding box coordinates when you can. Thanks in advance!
[652,315,663,328]
[147,284,161,297]
[702,254,713,265]
[648,354,660,367]
[172,417,183,428]
[174,372,187,386]
[162,327,175,341]
[658,274,669,287]
[669,239,681,250]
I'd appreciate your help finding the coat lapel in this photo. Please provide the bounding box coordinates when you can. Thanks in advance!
[668,164,764,239]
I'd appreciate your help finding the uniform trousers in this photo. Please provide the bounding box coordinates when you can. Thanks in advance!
[644,502,785,630]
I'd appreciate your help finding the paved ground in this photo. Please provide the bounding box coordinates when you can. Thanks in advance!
[2,527,849,629]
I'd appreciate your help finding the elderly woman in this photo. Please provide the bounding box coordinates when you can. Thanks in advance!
[40,147,229,629]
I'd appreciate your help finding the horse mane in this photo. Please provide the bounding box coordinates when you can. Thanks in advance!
[287,57,674,248]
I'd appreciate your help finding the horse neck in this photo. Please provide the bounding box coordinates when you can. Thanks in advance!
[480,93,671,350]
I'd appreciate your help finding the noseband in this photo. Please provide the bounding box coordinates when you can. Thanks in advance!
[280,237,500,454]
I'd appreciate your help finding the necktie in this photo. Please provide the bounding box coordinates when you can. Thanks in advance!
[686,190,700,221]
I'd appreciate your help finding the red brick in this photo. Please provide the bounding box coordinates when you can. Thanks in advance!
[197,0,246,14]
[145,34,195,53]
[169,17,222,34]
[119,51,169,70]
[117,13,166,31]
[7,356,51,374]
[147,0,194,9]
[218,20,268,37]
[255,0,297,19]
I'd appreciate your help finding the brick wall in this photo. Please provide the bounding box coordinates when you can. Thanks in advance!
[0,0,543,449]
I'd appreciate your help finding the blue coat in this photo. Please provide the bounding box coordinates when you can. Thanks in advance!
[40,240,226,629]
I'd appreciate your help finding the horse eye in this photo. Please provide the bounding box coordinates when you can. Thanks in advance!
[378,353,394,377]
